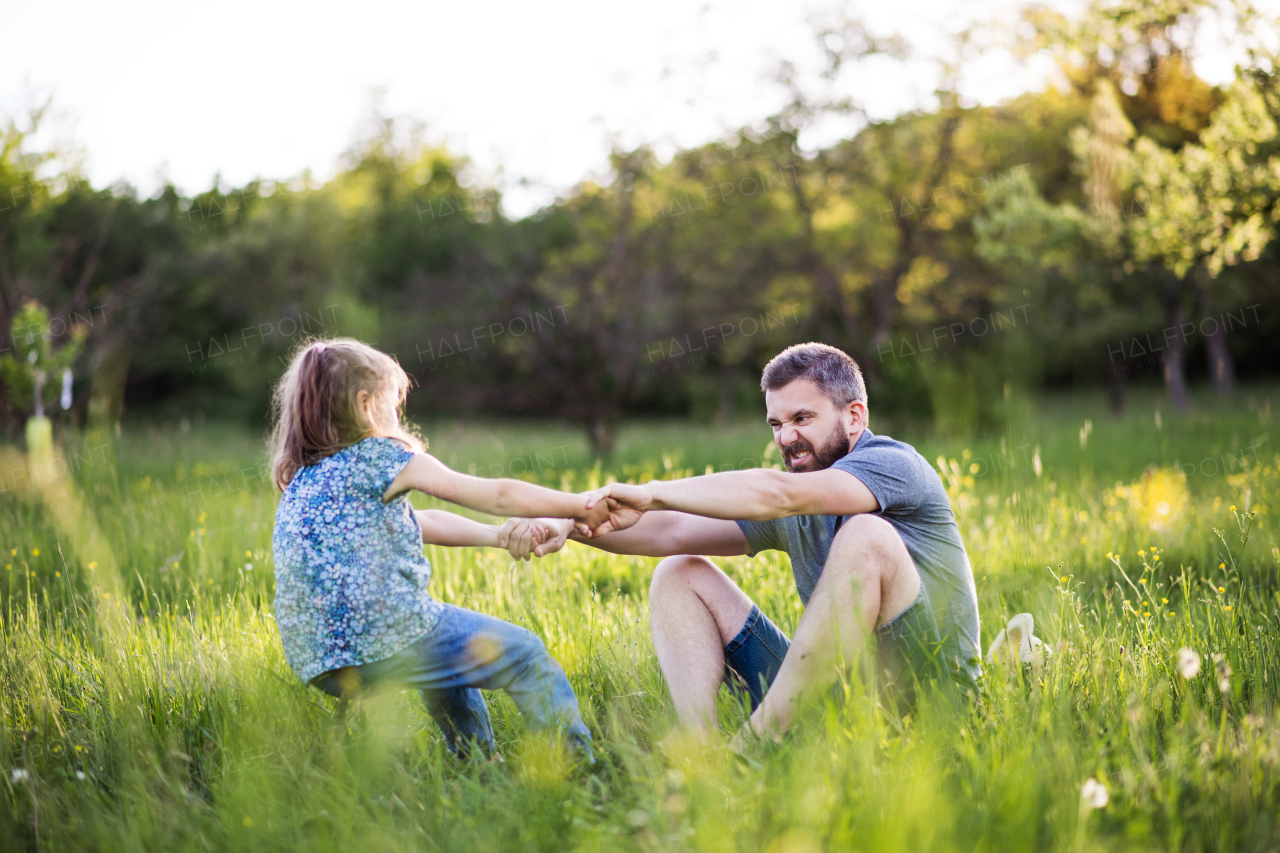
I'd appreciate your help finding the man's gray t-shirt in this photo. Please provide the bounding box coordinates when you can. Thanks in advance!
[736,428,981,687]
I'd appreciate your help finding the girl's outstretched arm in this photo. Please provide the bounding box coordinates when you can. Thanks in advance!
[415,511,550,561]
[387,453,625,532]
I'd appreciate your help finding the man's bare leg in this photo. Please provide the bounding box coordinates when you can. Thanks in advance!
[750,515,921,738]
[648,555,755,733]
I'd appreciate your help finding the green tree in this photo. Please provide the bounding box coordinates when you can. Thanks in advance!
[0,300,86,422]
[1129,78,1280,407]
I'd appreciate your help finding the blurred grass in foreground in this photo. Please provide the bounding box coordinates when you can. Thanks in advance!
[1,383,1279,851]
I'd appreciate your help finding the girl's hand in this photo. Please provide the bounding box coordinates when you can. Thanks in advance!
[498,518,546,561]
[498,518,573,560]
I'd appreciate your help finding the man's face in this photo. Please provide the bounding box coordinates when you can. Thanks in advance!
[764,379,860,473]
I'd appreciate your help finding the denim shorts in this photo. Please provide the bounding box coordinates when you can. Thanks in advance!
[722,587,943,711]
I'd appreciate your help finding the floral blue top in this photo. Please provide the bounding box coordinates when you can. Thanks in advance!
[272,436,443,683]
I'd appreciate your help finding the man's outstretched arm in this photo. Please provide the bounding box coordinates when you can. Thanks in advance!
[501,511,749,559]
[588,467,879,524]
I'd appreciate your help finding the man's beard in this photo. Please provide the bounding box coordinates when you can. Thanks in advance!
[781,423,852,472]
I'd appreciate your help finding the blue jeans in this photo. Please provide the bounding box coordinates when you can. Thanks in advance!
[310,604,591,757]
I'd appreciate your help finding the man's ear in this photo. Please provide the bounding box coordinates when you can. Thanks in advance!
[847,400,867,430]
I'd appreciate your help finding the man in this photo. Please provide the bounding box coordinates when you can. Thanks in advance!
[504,343,981,739]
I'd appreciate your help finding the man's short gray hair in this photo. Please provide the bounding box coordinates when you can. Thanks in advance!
[761,343,866,407]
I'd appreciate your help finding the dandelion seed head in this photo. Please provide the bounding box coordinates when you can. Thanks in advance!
[1178,648,1201,679]
[1081,778,1109,809]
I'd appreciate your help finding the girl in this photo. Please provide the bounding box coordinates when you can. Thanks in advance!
[269,338,619,757]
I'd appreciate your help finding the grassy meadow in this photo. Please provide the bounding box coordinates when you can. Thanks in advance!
[1,384,1279,851]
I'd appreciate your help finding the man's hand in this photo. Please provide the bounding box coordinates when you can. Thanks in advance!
[496,517,550,562]
[578,482,654,537]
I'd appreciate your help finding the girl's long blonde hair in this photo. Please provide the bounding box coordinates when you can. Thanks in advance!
[269,338,424,491]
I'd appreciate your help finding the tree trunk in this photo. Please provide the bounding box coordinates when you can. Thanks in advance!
[716,360,736,422]
[1203,324,1235,396]
[1195,268,1236,397]
[1108,361,1126,415]
[1162,279,1191,415]
[587,412,619,460]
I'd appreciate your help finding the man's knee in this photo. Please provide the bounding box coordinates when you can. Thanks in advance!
[650,554,718,600]
[827,515,920,607]
[650,555,754,645]
[832,515,910,565]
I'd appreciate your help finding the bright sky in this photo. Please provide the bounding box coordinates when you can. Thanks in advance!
[1,0,1261,217]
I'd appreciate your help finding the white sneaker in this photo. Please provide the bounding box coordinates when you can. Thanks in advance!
[984,613,1048,671]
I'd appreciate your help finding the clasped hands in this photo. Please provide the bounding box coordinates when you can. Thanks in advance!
[496,481,654,561]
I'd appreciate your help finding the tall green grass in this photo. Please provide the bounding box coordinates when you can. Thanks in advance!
[1,384,1278,851]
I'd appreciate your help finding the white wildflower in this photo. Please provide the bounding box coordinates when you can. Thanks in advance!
[1178,648,1201,679]
[1081,777,1109,809]
[10,768,28,784]
[75,770,86,781]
